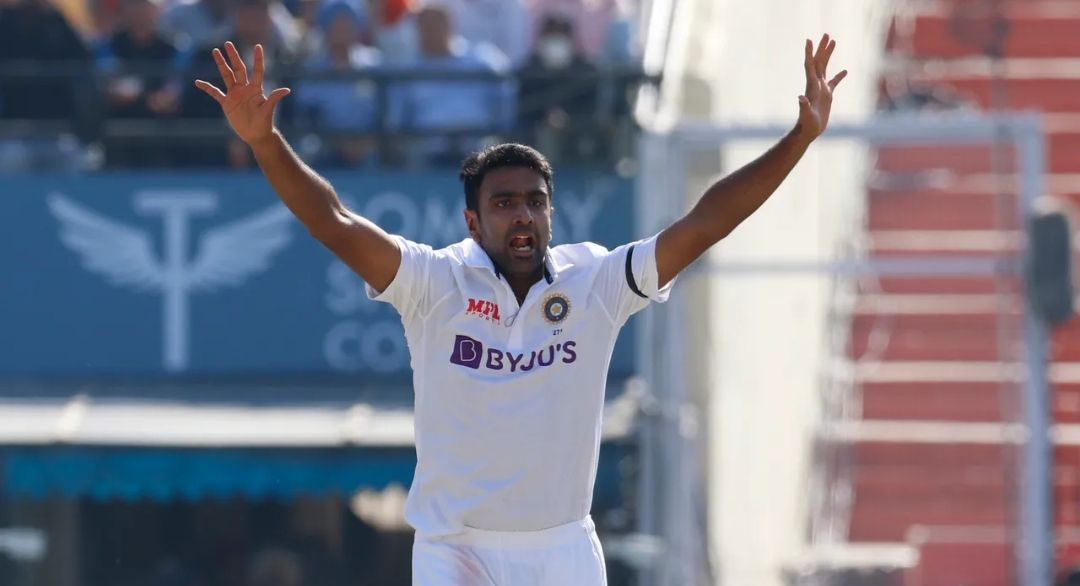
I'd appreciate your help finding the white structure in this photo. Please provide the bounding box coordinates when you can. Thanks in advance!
[636,1,1052,585]
[637,1,891,584]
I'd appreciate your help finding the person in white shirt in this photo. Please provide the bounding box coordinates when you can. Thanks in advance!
[425,0,530,66]
[194,34,847,586]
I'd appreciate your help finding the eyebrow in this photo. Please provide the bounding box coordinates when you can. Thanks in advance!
[490,189,549,199]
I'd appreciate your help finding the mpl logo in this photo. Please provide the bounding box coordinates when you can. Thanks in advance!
[48,191,293,372]
[465,298,501,322]
[449,334,577,373]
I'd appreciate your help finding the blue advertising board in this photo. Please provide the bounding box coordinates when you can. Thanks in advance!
[1,171,637,379]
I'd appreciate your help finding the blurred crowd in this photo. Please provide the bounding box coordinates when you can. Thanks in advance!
[0,0,649,171]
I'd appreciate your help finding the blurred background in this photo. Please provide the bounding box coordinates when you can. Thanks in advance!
[2,0,1080,585]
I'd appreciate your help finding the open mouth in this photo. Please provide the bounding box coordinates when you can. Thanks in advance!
[509,234,535,257]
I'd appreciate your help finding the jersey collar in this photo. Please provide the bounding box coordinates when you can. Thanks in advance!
[460,238,572,284]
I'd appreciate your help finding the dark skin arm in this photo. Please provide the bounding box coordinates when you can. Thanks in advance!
[655,34,848,286]
[194,42,400,292]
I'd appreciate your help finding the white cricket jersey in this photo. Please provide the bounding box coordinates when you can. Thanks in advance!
[367,234,673,537]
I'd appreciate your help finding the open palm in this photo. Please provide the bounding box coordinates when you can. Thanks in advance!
[194,42,291,145]
[798,34,848,139]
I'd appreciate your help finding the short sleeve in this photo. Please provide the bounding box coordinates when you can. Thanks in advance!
[594,233,676,325]
[366,236,452,322]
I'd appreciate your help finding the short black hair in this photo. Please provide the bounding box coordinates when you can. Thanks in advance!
[460,144,554,212]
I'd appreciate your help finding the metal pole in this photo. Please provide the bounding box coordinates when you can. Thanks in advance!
[636,130,690,586]
[635,132,664,586]
[673,112,1041,145]
[1016,116,1053,586]
[661,138,698,586]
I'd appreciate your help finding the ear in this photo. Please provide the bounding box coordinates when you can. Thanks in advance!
[464,208,481,241]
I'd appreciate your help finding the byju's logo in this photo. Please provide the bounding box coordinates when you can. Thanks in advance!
[449,334,577,373]
[449,335,485,369]
[48,191,293,372]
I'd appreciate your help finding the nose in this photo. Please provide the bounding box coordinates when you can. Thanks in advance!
[511,201,534,225]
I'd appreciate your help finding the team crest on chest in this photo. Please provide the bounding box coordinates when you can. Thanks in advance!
[542,293,571,324]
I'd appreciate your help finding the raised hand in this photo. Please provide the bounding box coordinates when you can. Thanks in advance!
[194,42,291,146]
[797,34,848,140]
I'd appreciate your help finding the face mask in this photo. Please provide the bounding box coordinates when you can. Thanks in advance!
[537,35,574,69]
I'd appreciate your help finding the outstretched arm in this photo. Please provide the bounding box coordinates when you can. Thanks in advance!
[194,42,400,292]
[655,34,848,287]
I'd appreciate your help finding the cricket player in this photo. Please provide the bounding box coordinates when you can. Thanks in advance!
[195,34,846,586]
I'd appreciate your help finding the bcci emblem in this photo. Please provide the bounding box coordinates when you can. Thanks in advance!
[542,293,571,325]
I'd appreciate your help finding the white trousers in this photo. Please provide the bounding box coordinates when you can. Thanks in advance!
[412,516,608,586]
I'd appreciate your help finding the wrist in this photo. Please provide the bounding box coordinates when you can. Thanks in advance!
[788,124,816,148]
[247,129,282,153]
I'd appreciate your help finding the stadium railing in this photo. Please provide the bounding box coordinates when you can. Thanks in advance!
[0,61,661,169]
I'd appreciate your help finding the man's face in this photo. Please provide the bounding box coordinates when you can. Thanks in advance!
[125,0,159,36]
[233,4,272,45]
[465,167,553,279]
[417,8,450,56]
[326,11,357,48]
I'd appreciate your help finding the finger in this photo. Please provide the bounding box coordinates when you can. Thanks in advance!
[225,41,249,86]
[194,79,227,103]
[828,69,849,90]
[804,39,816,85]
[814,33,829,60]
[212,48,236,88]
[814,34,830,77]
[822,39,837,73]
[262,87,292,112]
[252,43,265,88]
[798,95,812,121]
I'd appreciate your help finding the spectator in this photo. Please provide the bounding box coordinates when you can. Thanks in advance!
[525,0,639,63]
[159,0,301,52]
[372,0,418,64]
[300,0,368,51]
[388,4,515,166]
[293,0,349,56]
[0,0,92,171]
[294,0,382,167]
[88,0,124,37]
[179,0,299,167]
[599,0,638,65]
[157,0,229,48]
[517,13,602,163]
[426,0,529,66]
[94,0,187,167]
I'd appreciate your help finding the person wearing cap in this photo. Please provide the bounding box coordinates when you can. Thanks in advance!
[294,0,383,167]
